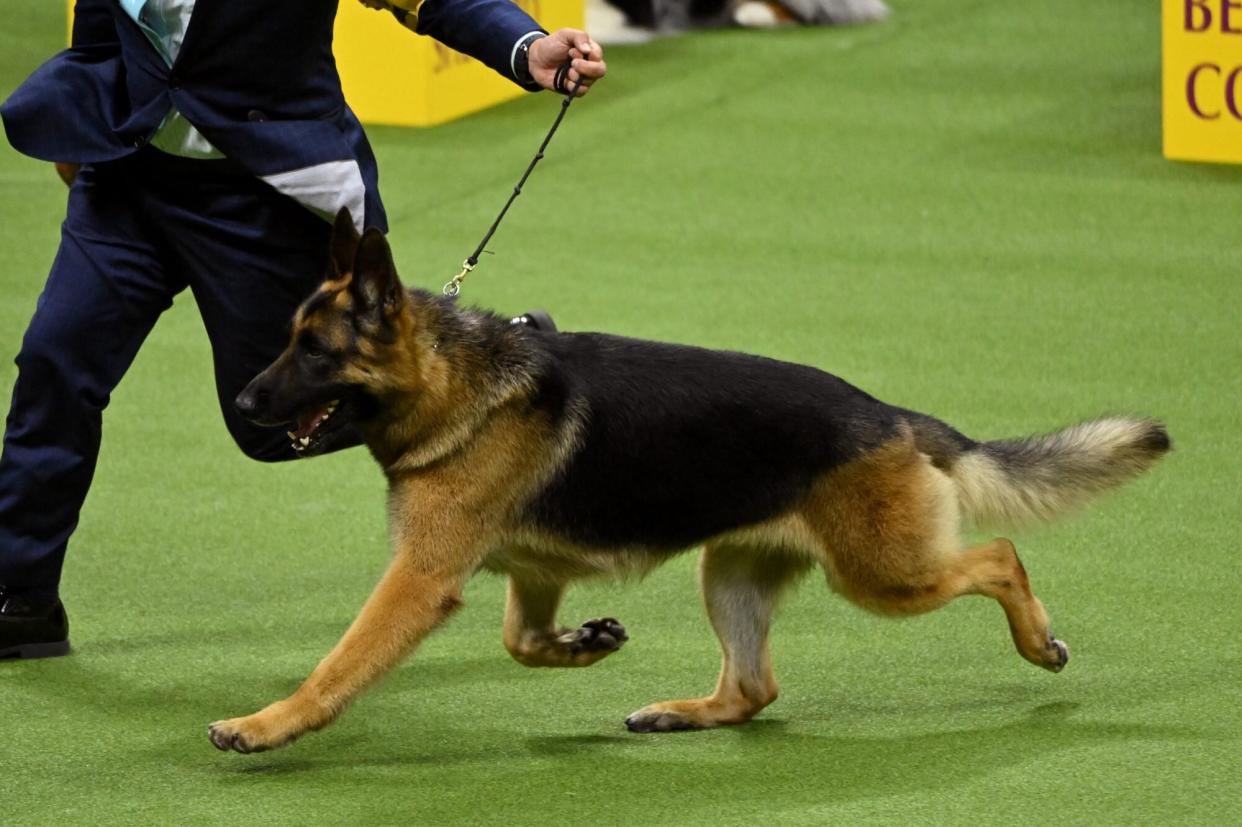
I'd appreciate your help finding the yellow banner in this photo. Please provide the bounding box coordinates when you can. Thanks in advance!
[1163,0,1242,163]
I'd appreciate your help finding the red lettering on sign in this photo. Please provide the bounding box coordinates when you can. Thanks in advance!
[1185,0,1242,32]
[1227,67,1242,119]
[1186,0,1213,31]
[1187,63,1222,119]
[1225,0,1242,32]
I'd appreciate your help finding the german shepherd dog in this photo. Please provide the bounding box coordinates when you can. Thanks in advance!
[210,210,1170,753]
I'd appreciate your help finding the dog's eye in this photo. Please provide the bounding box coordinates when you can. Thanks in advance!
[299,337,329,360]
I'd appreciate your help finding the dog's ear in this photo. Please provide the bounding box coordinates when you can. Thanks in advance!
[331,207,361,278]
[351,227,404,324]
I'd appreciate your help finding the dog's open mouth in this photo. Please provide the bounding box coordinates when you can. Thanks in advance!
[282,389,377,457]
[287,399,343,455]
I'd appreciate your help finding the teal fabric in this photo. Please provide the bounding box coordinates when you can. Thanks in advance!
[115,1,223,158]
[118,0,175,65]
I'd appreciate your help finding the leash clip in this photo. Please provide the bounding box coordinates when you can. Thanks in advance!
[442,259,474,297]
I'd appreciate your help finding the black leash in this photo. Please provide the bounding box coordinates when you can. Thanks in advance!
[442,61,581,297]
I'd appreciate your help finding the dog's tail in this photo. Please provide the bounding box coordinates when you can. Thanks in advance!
[915,416,1170,529]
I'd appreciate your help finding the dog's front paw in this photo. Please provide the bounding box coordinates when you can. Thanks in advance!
[558,617,628,655]
[209,716,273,754]
[208,701,305,754]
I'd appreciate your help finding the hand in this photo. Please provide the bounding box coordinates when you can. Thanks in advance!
[55,163,80,188]
[528,29,606,97]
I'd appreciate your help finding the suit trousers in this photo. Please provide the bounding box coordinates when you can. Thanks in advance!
[0,148,342,601]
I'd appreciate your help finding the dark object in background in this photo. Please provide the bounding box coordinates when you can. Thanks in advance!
[604,0,889,31]
[606,0,694,28]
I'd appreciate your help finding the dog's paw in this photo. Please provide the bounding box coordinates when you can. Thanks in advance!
[209,717,271,754]
[625,706,702,733]
[1042,637,1070,673]
[208,703,303,754]
[558,617,628,655]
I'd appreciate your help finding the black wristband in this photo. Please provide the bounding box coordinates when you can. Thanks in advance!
[512,32,545,91]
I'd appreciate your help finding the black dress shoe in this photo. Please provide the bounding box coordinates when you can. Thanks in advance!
[511,309,558,333]
[0,587,70,659]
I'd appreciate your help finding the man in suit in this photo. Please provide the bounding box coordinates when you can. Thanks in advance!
[0,0,607,658]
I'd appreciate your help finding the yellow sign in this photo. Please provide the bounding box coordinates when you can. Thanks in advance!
[336,0,583,126]
[1163,0,1242,163]
[68,0,584,128]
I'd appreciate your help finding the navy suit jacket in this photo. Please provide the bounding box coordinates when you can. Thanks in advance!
[1,0,545,230]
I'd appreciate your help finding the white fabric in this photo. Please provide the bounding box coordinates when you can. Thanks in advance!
[261,161,368,233]
[149,110,225,158]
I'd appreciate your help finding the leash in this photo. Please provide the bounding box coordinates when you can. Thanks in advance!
[442,61,582,298]
[370,2,581,297]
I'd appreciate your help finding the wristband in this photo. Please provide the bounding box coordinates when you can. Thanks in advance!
[512,32,546,91]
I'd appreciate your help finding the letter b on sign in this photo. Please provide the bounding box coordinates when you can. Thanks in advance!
[1185,0,1211,31]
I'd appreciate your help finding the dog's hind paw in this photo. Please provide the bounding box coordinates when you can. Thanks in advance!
[625,708,702,733]
[1043,637,1070,673]
[558,617,628,655]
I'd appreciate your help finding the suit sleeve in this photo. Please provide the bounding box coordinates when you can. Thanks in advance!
[414,0,546,86]
[70,0,120,50]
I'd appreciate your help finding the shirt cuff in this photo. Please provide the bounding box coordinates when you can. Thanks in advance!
[510,30,546,91]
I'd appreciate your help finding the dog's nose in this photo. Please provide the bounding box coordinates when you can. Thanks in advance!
[234,386,269,418]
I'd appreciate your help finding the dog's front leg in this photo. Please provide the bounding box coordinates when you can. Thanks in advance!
[502,575,628,667]
[208,552,465,754]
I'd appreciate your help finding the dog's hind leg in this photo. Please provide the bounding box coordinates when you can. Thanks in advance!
[864,537,1069,672]
[810,438,1069,673]
[503,575,628,667]
[626,543,809,732]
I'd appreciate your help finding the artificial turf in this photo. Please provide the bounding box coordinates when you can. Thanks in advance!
[1,0,1240,823]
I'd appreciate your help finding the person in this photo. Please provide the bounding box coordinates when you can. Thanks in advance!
[0,0,606,659]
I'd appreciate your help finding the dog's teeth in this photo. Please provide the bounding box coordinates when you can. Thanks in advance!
[287,431,297,440]
[299,437,310,447]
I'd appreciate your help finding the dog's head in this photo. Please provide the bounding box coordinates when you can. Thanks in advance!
[235,208,413,457]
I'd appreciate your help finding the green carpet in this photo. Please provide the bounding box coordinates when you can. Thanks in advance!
[2,1,1239,824]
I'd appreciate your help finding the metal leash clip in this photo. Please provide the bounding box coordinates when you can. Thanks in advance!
[443,260,474,297]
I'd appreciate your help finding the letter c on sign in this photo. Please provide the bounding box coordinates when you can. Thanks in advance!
[1228,67,1242,120]
[1187,63,1221,119]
